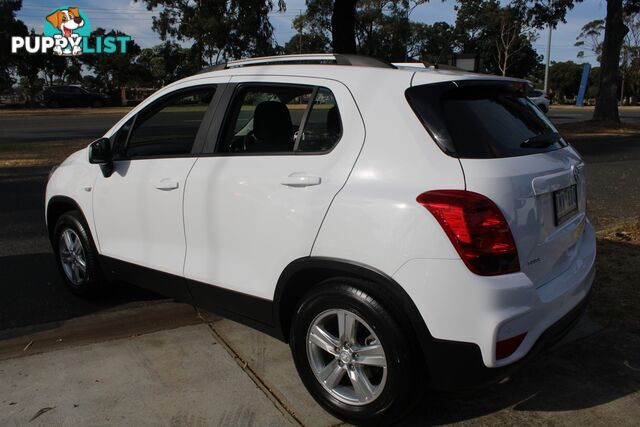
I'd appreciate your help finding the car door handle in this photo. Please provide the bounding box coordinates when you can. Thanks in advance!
[154,178,180,191]
[280,173,322,188]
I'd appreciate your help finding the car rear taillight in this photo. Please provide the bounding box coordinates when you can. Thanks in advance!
[417,190,520,276]
[496,333,527,360]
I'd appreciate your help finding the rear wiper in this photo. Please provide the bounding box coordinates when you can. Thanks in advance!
[520,132,561,148]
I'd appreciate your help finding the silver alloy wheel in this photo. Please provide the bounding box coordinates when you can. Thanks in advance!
[306,309,387,406]
[59,228,87,286]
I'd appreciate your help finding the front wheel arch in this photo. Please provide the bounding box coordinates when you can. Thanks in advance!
[47,196,91,246]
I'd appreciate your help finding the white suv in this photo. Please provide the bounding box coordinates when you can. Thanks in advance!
[46,54,596,424]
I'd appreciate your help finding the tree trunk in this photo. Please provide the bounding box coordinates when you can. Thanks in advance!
[593,0,629,122]
[331,0,358,54]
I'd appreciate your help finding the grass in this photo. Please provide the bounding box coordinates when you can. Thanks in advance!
[0,107,132,117]
[556,120,640,139]
[0,139,88,167]
[592,216,640,332]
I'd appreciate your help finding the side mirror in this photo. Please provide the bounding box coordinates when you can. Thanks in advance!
[89,138,112,164]
[89,138,114,177]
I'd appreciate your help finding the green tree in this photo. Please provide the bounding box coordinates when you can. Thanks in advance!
[454,0,541,78]
[408,21,456,64]
[548,60,583,101]
[0,0,28,92]
[137,42,199,87]
[81,28,143,103]
[586,66,601,99]
[14,29,47,105]
[136,0,284,65]
[284,0,333,54]
[284,32,331,54]
[577,11,640,104]
[593,0,640,122]
[295,0,427,61]
[41,57,83,86]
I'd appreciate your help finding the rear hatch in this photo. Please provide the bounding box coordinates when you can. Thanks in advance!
[406,79,586,286]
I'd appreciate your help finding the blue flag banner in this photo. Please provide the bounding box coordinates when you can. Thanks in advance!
[576,63,591,107]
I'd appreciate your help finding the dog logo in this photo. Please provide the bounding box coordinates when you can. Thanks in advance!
[44,7,91,56]
[11,7,130,56]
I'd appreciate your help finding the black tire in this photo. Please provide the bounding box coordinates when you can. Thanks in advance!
[53,211,105,296]
[290,279,420,425]
[47,100,60,108]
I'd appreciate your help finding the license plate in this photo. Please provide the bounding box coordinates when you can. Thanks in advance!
[553,185,578,225]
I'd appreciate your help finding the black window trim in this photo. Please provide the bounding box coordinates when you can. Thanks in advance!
[201,82,343,157]
[110,83,221,161]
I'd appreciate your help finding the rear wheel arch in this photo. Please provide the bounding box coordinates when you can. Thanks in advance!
[273,257,432,362]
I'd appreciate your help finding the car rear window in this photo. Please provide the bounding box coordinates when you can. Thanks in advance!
[405,81,567,159]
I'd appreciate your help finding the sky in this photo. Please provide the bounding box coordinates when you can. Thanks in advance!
[17,0,608,66]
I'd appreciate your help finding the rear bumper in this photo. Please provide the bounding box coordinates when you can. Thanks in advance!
[393,219,596,388]
[426,287,590,390]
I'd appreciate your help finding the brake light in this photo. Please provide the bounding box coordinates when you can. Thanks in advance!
[417,190,520,276]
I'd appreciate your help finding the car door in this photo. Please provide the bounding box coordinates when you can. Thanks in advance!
[183,76,365,311]
[93,82,221,293]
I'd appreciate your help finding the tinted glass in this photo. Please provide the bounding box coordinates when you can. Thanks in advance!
[126,87,215,158]
[297,88,342,152]
[111,117,134,159]
[406,82,566,159]
[218,85,313,154]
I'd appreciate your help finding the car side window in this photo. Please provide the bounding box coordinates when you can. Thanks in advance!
[125,86,216,158]
[218,85,314,154]
[217,84,342,154]
[297,88,342,152]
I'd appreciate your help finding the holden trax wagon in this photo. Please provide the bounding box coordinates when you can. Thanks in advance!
[46,54,596,424]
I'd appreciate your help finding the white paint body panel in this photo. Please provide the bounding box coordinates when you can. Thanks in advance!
[92,157,197,276]
[393,220,595,367]
[310,71,465,275]
[183,75,365,299]
[45,147,100,241]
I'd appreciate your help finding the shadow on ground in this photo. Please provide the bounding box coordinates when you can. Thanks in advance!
[0,165,163,336]
[0,252,161,337]
[404,328,640,425]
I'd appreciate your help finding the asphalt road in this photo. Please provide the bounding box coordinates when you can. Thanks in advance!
[0,112,125,144]
[0,107,639,333]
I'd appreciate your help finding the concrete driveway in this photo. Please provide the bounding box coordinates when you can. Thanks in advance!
[1,302,639,426]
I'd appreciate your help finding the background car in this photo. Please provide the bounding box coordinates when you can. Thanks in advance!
[528,87,551,113]
[37,86,110,108]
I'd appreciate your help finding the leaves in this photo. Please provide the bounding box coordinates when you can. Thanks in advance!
[135,0,279,65]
